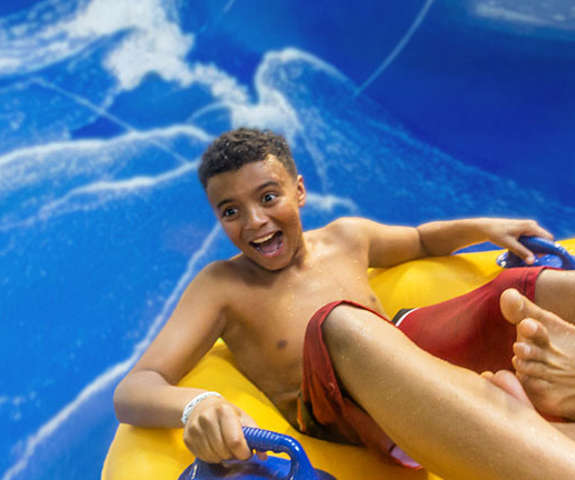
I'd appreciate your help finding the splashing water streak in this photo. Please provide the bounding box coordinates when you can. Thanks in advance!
[354,0,436,97]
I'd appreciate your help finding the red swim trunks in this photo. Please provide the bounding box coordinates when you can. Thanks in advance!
[296,266,545,468]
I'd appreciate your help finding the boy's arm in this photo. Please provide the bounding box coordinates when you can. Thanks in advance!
[341,217,552,269]
[114,264,257,463]
[417,217,553,262]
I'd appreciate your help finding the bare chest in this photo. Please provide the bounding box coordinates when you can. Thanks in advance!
[221,260,383,414]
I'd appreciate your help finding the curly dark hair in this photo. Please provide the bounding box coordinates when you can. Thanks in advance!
[198,128,297,188]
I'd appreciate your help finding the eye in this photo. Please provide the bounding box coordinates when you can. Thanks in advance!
[221,207,238,218]
[262,192,278,204]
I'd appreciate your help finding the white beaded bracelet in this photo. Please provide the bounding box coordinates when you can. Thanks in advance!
[181,391,223,426]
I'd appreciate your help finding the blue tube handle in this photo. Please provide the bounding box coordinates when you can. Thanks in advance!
[497,236,575,270]
[183,427,320,480]
[242,427,317,480]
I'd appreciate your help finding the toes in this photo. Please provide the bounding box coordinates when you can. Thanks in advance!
[517,372,551,396]
[517,318,550,347]
[513,341,545,362]
[500,289,526,325]
[517,374,560,416]
[500,288,560,331]
[514,291,550,322]
[513,357,549,378]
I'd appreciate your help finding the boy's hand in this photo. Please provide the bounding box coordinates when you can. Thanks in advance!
[483,219,553,265]
[183,395,266,464]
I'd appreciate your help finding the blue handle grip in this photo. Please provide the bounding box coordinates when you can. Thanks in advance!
[497,236,575,270]
[242,427,317,479]
[181,427,325,480]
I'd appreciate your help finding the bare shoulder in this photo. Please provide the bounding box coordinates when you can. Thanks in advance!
[323,217,424,268]
[328,216,372,231]
[322,217,373,247]
[184,258,246,295]
[193,258,237,285]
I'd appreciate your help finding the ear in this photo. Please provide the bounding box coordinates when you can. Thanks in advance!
[296,174,306,207]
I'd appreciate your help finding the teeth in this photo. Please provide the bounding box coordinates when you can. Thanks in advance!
[252,232,276,244]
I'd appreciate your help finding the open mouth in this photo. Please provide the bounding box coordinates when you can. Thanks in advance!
[250,231,284,257]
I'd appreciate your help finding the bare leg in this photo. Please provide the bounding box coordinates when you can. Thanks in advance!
[500,288,575,419]
[534,269,575,324]
[483,369,575,442]
[322,304,575,480]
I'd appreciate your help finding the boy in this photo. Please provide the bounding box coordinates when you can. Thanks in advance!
[114,128,575,478]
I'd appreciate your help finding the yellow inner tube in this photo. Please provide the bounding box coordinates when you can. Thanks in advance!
[102,239,575,480]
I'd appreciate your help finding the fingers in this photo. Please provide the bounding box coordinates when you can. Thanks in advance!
[506,237,537,264]
[239,410,268,460]
[521,221,554,241]
[184,399,254,463]
[185,407,229,463]
[219,409,253,461]
[497,219,554,264]
[238,409,259,429]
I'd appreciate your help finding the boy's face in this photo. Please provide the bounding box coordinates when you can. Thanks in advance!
[206,156,306,271]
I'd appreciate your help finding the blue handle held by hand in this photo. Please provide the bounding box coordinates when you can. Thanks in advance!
[241,427,319,479]
[178,427,335,480]
[497,236,575,270]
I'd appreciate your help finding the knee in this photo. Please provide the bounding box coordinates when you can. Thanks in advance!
[322,305,367,355]
[536,269,575,289]
[534,269,575,310]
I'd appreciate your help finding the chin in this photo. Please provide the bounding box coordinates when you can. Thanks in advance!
[252,253,291,272]
[260,259,288,272]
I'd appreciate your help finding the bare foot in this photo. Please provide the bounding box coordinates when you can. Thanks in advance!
[500,288,575,420]
[483,370,575,441]
[481,370,534,409]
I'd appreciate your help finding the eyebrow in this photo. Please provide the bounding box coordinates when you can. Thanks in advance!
[216,181,281,210]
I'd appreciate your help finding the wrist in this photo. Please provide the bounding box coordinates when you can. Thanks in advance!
[458,217,490,244]
[181,391,223,426]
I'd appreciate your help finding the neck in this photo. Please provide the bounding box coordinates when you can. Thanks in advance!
[288,232,310,270]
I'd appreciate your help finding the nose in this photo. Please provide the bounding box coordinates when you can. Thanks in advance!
[244,205,268,230]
